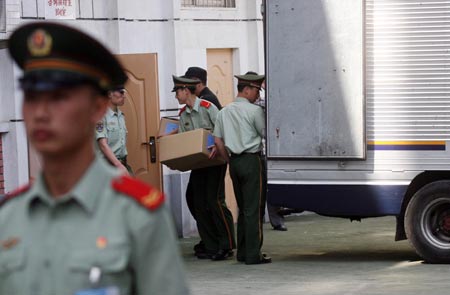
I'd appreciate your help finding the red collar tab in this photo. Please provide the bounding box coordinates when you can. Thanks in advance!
[1,183,31,207]
[112,175,165,211]
[179,105,187,116]
[200,100,211,109]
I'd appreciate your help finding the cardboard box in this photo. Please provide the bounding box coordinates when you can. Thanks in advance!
[158,128,225,171]
[158,117,180,137]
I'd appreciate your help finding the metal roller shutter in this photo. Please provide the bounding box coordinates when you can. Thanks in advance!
[366,0,450,141]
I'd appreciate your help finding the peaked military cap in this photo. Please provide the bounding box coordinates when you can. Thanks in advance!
[8,22,127,93]
[111,84,125,92]
[184,67,207,84]
[171,75,200,92]
[235,71,265,89]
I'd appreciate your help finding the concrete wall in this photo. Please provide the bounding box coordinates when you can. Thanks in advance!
[0,137,3,194]
[0,1,264,235]
[0,46,29,193]
[2,0,263,110]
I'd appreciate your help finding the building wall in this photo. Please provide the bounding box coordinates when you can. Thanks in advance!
[0,136,4,194]
[0,44,29,194]
[0,0,264,201]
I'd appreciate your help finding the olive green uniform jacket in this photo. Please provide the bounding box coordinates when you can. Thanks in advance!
[0,157,189,295]
[96,107,128,159]
[179,98,236,253]
[213,97,266,264]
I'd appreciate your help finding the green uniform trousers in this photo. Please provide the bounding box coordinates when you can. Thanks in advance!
[118,156,133,175]
[189,164,236,252]
[229,153,266,264]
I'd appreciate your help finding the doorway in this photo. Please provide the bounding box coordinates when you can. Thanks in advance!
[207,49,234,106]
[207,48,238,221]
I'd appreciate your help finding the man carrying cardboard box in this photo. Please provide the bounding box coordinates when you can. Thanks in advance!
[172,75,236,261]
[183,66,223,255]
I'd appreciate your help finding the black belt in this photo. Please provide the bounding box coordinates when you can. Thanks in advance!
[229,152,261,159]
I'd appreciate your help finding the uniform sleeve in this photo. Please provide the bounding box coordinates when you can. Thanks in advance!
[254,107,265,138]
[95,117,107,140]
[212,111,223,138]
[208,104,219,128]
[128,204,190,295]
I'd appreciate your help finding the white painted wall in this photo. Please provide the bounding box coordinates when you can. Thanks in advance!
[0,1,264,235]
[3,0,263,109]
[0,47,29,192]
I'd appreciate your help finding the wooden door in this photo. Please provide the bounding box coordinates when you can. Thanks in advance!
[207,49,234,106]
[117,54,162,190]
[207,48,238,221]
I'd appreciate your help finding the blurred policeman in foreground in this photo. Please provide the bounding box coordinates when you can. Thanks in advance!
[0,22,189,294]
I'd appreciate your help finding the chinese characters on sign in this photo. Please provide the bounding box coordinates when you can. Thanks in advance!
[45,0,76,19]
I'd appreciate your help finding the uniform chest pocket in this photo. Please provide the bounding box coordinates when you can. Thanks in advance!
[0,247,25,275]
[68,244,132,293]
[69,244,130,273]
[106,125,120,143]
[0,247,26,294]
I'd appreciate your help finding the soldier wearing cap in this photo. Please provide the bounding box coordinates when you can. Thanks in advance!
[173,75,236,261]
[213,71,271,264]
[96,84,132,175]
[183,67,236,257]
[0,22,189,294]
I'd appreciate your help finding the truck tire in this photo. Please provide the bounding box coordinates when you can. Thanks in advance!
[405,180,450,263]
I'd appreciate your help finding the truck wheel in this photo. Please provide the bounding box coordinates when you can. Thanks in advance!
[405,180,450,263]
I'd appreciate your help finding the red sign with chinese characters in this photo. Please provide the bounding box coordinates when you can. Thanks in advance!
[45,0,76,19]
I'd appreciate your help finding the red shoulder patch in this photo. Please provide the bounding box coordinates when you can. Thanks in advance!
[112,175,165,211]
[1,183,31,207]
[200,100,211,109]
[179,106,187,116]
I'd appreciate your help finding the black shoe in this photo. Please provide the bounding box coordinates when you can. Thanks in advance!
[196,252,213,259]
[245,254,272,265]
[194,241,206,256]
[273,224,287,231]
[211,249,233,261]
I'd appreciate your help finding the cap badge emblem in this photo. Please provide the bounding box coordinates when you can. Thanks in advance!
[27,29,53,57]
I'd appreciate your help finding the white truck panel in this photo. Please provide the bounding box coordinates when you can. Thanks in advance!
[266,0,364,158]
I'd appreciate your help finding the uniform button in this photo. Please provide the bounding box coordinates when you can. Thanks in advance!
[44,259,51,268]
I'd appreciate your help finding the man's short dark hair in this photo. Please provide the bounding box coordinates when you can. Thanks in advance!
[185,67,207,85]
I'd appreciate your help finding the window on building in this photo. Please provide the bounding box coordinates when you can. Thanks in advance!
[182,0,236,8]
[0,0,6,32]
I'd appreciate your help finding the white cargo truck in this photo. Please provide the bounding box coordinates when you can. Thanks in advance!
[264,0,450,263]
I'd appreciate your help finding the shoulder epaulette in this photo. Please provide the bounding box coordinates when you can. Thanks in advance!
[112,175,165,211]
[200,100,211,109]
[0,184,31,207]
[179,106,187,116]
